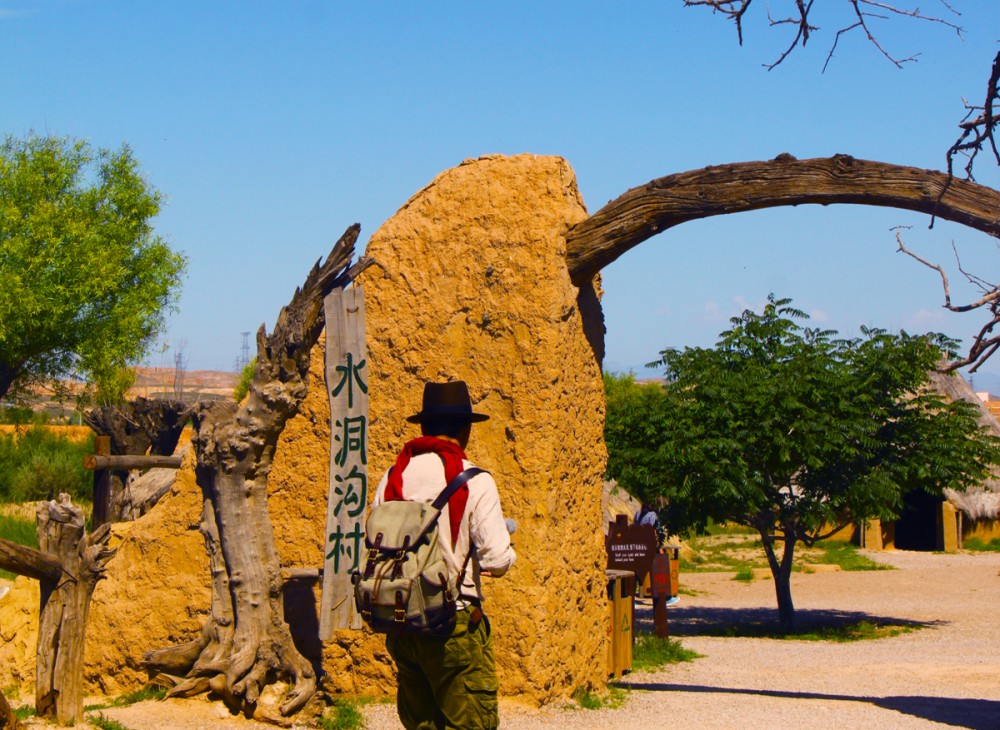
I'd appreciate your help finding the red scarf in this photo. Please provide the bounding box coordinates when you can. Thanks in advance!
[384,436,469,548]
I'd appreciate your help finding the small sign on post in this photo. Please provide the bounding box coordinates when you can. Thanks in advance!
[605,514,659,584]
[319,286,369,639]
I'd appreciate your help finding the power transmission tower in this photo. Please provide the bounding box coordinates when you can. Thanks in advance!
[173,344,188,401]
[239,331,251,370]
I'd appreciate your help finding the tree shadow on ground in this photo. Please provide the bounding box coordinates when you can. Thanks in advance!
[633,601,941,638]
[615,681,999,730]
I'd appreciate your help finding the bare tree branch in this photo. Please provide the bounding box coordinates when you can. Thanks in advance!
[765,0,817,71]
[685,0,962,71]
[895,227,1000,372]
[684,3,997,177]
[683,0,754,45]
[948,51,1000,179]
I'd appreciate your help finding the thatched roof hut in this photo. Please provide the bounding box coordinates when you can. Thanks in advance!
[929,370,1000,520]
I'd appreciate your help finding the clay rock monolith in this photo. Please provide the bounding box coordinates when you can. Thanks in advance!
[355,153,609,701]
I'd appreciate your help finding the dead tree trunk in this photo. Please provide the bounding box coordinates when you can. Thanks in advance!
[143,225,370,720]
[0,495,115,726]
[564,154,1000,285]
[35,496,116,724]
[84,398,190,524]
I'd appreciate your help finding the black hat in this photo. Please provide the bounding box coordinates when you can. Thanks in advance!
[406,381,490,423]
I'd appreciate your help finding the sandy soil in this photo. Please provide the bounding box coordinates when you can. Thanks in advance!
[16,549,1000,729]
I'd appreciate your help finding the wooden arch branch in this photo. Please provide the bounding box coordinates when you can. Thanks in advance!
[564,154,1000,286]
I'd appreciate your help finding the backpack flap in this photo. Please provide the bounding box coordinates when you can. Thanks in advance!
[364,500,442,551]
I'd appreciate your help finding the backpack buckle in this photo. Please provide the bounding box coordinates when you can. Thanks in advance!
[364,534,383,580]
[394,590,406,623]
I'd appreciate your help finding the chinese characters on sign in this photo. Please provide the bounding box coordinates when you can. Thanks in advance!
[319,286,368,638]
[605,514,659,583]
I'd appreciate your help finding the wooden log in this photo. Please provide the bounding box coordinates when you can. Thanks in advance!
[34,495,116,725]
[144,226,371,719]
[0,537,62,582]
[82,454,183,471]
[283,567,322,581]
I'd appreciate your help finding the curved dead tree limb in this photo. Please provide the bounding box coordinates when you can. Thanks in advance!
[564,154,1000,286]
[144,224,372,720]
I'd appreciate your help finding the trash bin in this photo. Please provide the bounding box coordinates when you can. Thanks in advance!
[606,569,635,679]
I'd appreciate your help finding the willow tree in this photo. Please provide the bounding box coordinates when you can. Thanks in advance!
[0,133,186,404]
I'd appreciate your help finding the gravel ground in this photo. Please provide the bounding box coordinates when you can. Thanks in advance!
[27,549,997,729]
[367,549,1000,729]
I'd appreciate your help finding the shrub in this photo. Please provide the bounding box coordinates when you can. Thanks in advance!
[0,427,94,503]
[234,358,256,403]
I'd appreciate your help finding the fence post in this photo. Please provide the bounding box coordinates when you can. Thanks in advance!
[91,436,111,527]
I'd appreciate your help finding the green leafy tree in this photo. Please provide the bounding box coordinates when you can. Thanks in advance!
[0,133,187,404]
[605,295,1000,631]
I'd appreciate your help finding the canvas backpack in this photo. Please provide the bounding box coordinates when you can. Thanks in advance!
[352,467,484,635]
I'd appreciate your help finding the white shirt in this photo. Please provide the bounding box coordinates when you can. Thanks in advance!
[373,452,516,604]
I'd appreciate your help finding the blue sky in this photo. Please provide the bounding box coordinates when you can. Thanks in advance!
[4,1,1000,386]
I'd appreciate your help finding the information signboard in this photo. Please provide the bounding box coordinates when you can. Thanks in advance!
[319,286,368,638]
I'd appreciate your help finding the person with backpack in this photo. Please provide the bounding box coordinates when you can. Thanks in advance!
[368,380,516,730]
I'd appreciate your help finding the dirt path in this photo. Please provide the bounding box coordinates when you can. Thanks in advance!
[20,549,1000,729]
[368,549,1000,729]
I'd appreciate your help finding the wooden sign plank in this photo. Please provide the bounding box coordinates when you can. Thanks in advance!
[319,286,369,638]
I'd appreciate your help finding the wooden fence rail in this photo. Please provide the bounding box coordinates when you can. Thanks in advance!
[82,454,183,471]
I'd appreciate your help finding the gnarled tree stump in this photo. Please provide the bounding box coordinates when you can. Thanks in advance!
[35,495,116,724]
[84,398,190,524]
[0,495,116,725]
[143,225,370,721]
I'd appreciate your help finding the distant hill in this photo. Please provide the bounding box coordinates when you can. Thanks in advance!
[12,369,239,423]
[129,367,238,402]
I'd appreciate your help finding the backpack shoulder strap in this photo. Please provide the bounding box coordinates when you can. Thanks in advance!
[431,467,486,511]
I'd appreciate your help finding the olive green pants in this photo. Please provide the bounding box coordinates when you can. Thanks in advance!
[385,607,499,730]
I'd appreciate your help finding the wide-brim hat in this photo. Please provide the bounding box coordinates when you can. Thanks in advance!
[407,381,490,423]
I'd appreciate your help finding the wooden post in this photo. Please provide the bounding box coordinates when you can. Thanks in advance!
[34,495,116,725]
[91,435,111,527]
[320,286,369,638]
[650,552,671,638]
